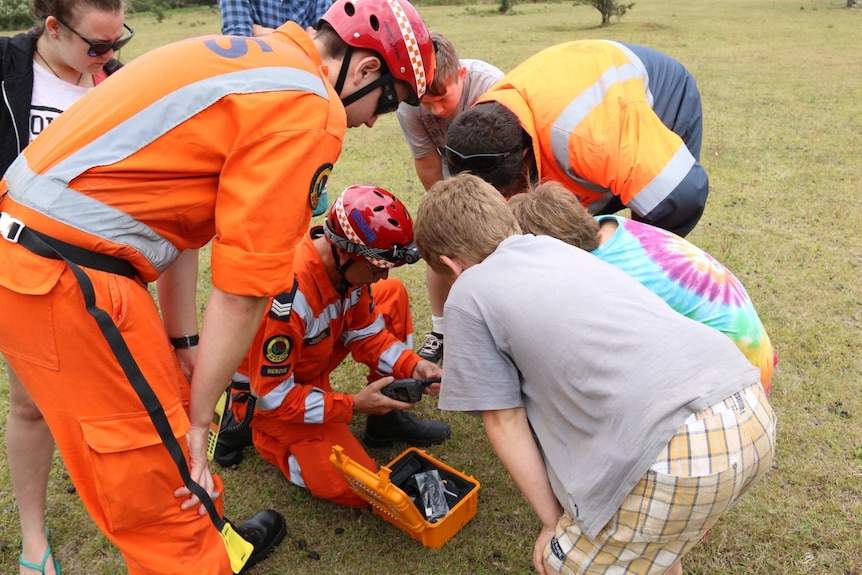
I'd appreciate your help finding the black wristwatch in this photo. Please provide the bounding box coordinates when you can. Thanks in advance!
[169,334,199,349]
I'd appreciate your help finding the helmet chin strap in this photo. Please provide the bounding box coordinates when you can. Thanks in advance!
[333,45,354,96]
[330,244,357,294]
[334,46,393,108]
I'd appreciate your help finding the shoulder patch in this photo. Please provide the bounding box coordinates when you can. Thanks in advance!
[263,335,292,364]
[310,163,333,216]
[269,279,299,321]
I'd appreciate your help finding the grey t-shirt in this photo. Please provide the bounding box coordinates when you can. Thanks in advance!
[440,234,761,539]
[396,59,503,169]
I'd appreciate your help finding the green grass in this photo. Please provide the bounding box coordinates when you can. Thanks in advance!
[2,0,862,573]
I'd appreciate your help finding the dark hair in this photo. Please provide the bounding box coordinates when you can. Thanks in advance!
[29,0,126,38]
[445,101,529,192]
[313,20,349,60]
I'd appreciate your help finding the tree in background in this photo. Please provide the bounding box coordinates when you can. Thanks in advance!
[0,0,218,30]
[0,0,31,30]
[574,0,635,25]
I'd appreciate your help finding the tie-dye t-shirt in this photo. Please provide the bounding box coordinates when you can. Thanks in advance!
[593,215,775,394]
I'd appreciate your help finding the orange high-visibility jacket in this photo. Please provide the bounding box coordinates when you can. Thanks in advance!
[478,40,708,237]
[1,22,345,295]
[236,228,420,430]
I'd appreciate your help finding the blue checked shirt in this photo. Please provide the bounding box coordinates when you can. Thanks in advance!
[219,0,332,35]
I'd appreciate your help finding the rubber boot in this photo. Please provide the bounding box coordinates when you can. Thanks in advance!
[214,408,254,468]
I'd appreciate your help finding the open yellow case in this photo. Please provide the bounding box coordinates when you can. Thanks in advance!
[329,445,480,549]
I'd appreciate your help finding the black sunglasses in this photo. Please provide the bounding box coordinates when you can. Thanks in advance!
[444,144,523,173]
[56,16,135,57]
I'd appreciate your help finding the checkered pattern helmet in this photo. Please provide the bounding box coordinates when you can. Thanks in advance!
[320,0,435,104]
[323,186,420,269]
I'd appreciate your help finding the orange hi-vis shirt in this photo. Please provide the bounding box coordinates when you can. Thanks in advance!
[1,23,345,295]
[235,228,420,430]
[478,40,708,237]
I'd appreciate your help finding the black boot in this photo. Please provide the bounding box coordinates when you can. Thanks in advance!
[234,509,287,574]
[214,407,254,468]
[363,410,451,448]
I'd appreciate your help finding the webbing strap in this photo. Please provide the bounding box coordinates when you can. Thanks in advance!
[16,229,226,532]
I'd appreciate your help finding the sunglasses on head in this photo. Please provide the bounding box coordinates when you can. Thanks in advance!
[444,144,523,173]
[56,16,135,57]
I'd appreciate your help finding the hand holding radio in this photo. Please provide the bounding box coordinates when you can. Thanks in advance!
[380,378,442,403]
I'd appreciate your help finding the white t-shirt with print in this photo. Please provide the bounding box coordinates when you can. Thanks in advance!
[30,62,90,143]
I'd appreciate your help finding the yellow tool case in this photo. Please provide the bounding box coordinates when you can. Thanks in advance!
[330,445,480,549]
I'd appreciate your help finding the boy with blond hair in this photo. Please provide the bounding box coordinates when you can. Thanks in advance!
[508,182,776,394]
[397,31,503,365]
[413,173,776,575]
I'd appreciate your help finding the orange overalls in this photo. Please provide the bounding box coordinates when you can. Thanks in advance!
[0,23,345,575]
[232,228,419,507]
[478,40,709,237]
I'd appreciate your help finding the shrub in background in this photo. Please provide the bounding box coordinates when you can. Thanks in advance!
[573,0,635,24]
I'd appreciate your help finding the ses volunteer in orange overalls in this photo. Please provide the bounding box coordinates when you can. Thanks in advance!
[0,0,435,572]
[218,186,447,507]
[446,40,708,238]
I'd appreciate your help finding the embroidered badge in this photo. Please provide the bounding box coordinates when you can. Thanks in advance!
[269,280,299,321]
[263,335,292,363]
[304,327,331,347]
[309,163,333,216]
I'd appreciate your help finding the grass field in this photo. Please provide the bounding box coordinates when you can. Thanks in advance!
[1,0,861,573]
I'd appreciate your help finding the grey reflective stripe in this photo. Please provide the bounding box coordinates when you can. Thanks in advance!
[304,388,325,424]
[7,158,180,269]
[289,290,317,333]
[626,144,695,216]
[602,41,653,107]
[303,301,341,343]
[550,59,648,189]
[7,67,329,272]
[376,341,411,374]
[258,373,297,411]
[342,315,385,347]
[287,454,306,487]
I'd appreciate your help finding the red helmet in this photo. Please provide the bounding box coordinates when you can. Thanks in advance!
[320,0,434,104]
[324,185,420,268]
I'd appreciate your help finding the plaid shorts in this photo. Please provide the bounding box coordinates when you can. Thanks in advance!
[545,382,776,575]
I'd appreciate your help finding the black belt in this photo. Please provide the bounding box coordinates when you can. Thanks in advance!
[16,225,139,280]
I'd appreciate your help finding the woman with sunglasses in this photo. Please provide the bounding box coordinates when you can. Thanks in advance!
[1,1,129,574]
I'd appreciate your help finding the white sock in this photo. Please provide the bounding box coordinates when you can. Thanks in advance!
[431,315,445,336]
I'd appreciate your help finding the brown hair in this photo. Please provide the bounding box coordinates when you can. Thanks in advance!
[445,101,529,194]
[313,20,349,60]
[508,182,601,251]
[427,31,459,97]
[414,173,521,274]
[29,0,126,38]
